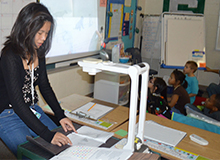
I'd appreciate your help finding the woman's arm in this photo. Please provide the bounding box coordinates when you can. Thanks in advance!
[37,58,76,133]
[1,51,55,142]
[37,58,66,121]
[168,94,179,108]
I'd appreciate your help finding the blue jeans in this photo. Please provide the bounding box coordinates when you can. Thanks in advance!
[0,104,57,156]
[206,83,220,97]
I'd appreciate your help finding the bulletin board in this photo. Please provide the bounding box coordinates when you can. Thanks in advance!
[161,13,206,69]
[106,0,124,40]
[105,0,137,50]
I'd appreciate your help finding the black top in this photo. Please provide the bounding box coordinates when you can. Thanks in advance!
[0,47,66,142]
[147,93,171,119]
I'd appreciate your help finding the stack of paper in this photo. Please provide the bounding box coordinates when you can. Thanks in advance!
[50,146,133,160]
[72,102,113,120]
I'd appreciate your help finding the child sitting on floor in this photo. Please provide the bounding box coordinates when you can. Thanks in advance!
[183,61,199,104]
[147,77,171,119]
[185,94,220,121]
[167,69,190,115]
[148,77,167,100]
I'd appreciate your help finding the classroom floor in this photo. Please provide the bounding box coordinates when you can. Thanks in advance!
[0,139,16,160]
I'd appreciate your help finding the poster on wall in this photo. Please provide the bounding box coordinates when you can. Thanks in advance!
[122,13,130,36]
[105,0,137,50]
[163,0,205,14]
[107,3,124,39]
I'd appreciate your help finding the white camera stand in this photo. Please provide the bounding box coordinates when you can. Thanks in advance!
[78,60,149,151]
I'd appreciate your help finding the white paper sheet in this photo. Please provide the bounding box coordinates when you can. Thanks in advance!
[50,146,133,160]
[76,126,114,143]
[65,111,113,130]
[72,102,113,120]
[143,120,186,146]
[67,133,103,147]
[89,147,132,160]
[108,3,123,38]
[124,0,131,7]
[67,126,114,146]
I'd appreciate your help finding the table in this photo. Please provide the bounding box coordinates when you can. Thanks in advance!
[42,94,130,132]
[111,113,220,160]
[17,124,160,160]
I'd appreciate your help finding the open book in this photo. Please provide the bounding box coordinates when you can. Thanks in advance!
[26,126,114,155]
[67,126,114,147]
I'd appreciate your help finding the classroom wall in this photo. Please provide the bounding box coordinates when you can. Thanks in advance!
[38,0,220,105]
[134,0,220,86]
[37,66,94,106]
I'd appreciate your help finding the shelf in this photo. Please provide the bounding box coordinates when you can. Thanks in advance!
[94,72,130,105]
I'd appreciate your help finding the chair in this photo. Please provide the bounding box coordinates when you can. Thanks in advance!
[125,47,158,109]
[125,47,158,75]
[125,47,142,64]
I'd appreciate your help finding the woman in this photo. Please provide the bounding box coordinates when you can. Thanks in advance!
[0,2,76,156]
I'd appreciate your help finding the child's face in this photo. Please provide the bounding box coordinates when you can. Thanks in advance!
[204,94,216,110]
[148,77,156,93]
[168,73,176,85]
[183,64,193,74]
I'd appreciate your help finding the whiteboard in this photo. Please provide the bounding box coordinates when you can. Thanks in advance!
[141,16,161,59]
[161,13,206,68]
[40,0,106,64]
[216,11,220,50]
[0,0,106,65]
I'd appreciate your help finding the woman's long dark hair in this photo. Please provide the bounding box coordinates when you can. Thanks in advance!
[2,2,54,63]
[172,69,188,89]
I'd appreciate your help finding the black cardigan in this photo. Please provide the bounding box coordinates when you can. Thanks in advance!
[0,48,66,142]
